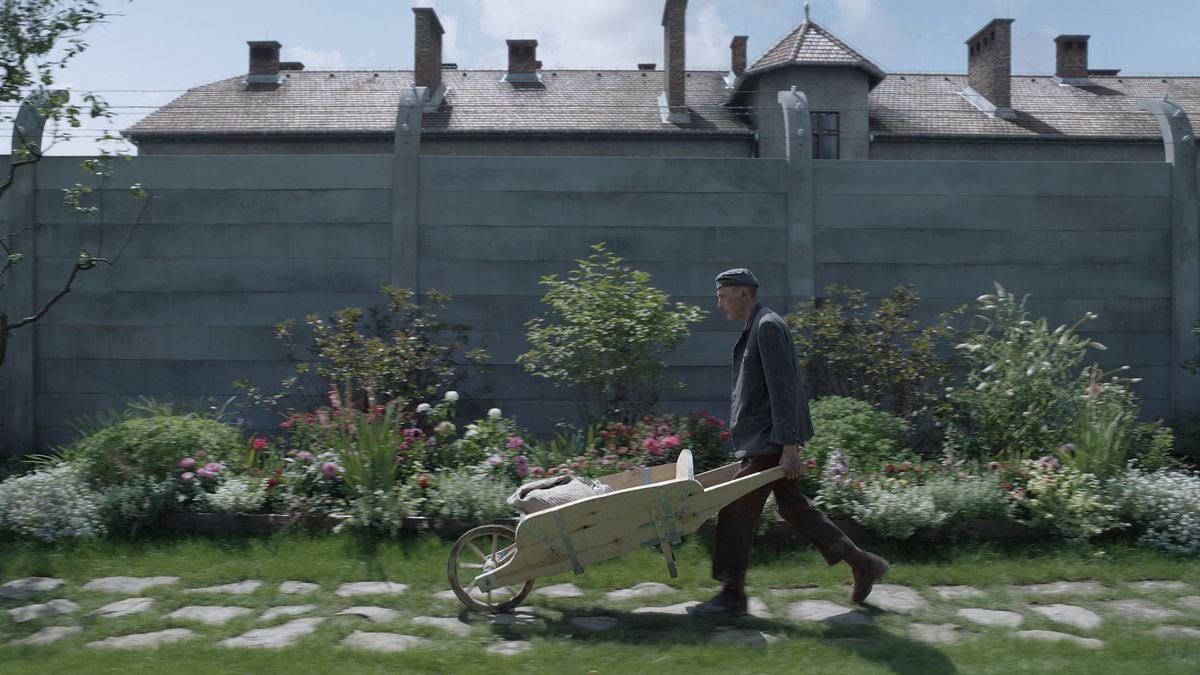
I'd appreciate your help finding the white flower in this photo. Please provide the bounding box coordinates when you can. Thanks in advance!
[488,408,502,419]
[444,391,460,402]
[416,403,431,413]
[982,364,995,373]
[466,424,477,431]
[1090,341,1107,351]
[1026,366,1036,376]
[977,294,997,303]
[465,429,479,439]
[976,382,989,391]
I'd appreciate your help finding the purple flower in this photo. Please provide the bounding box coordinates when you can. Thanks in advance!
[180,471,195,482]
[506,436,524,449]
[196,469,214,480]
[202,462,222,474]
[515,463,529,478]
[178,457,197,470]
[320,462,340,478]
[1059,443,1076,455]
[297,451,314,463]
[488,454,503,468]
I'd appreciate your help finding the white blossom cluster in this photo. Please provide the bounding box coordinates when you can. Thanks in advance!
[202,476,267,515]
[851,482,947,540]
[1113,466,1200,555]
[0,464,106,542]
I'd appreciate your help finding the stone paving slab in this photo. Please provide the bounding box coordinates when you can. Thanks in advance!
[711,626,778,646]
[957,608,1024,627]
[1152,626,1200,639]
[931,585,985,600]
[220,618,325,648]
[1028,604,1102,630]
[606,582,675,602]
[278,581,321,594]
[487,640,533,655]
[747,597,773,619]
[341,631,431,652]
[10,625,83,646]
[9,599,80,623]
[335,582,408,597]
[412,616,472,636]
[865,585,929,614]
[92,597,156,618]
[1100,599,1182,620]
[533,583,584,599]
[631,601,698,616]
[909,622,969,645]
[487,610,545,626]
[87,628,195,649]
[260,605,317,621]
[82,576,179,593]
[1012,629,1104,649]
[185,580,263,595]
[569,615,620,631]
[787,600,870,625]
[167,605,253,625]
[1127,580,1190,593]
[0,577,64,600]
[336,606,400,623]
[1176,596,1200,610]
[1009,581,1106,596]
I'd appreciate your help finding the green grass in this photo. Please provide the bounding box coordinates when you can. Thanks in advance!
[1,532,1198,674]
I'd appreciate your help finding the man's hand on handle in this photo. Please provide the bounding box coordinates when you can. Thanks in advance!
[780,444,809,480]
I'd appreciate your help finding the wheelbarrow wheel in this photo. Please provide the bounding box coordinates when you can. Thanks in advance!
[447,523,534,613]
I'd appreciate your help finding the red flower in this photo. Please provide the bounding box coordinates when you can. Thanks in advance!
[266,478,279,489]
[885,464,896,473]
[417,473,431,489]
[1001,481,1013,490]
[719,430,730,441]
[251,437,269,451]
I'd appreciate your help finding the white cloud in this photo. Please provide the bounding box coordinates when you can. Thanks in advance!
[287,47,348,71]
[689,3,732,69]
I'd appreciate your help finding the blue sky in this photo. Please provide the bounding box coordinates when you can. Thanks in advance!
[7,0,1199,155]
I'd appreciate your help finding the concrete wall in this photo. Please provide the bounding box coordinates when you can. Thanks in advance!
[748,68,872,159]
[2,110,1195,452]
[871,139,1167,162]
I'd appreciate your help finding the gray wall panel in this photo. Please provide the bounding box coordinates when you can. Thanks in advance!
[35,258,389,293]
[37,189,391,225]
[815,195,1170,231]
[422,226,787,262]
[816,160,1171,197]
[816,229,1169,265]
[817,264,1169,299]
[33,292,385,327]
[38,222,389,259]
[36,155,394,190]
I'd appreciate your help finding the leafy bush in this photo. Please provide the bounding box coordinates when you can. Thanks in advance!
[420,468,516,522]
[202,476,269,514]
[518,243,705,427]
[851,481,947,540]
[805,396,912,473]
[99,476,177,534]
[1005,458,1121,541]
[1113,466,1200,555]
[1056,364,1142,480]
[59,402,245,486]
[785,285,961,427]
[941,284,1114,463]
[924,472,1013,527]
[0,464,106,542]
[238,286,488,415]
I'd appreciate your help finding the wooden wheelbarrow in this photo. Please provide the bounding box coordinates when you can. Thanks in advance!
[447,449,783,612]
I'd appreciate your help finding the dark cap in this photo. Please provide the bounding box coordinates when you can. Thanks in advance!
[715,268,759,288]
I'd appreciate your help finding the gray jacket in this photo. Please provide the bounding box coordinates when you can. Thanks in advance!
[729,303,814,458]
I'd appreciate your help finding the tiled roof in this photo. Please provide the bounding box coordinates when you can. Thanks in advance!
[869,73,1200,139]
[125,69,754,139]
[745,19,885,83]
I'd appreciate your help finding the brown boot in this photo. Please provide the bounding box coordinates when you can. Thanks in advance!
[691,585,748,617]
[849,551,890,605]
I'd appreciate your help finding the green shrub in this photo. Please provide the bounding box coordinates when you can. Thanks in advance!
[99,476,177,534]
[238,286,488,415]
[421,468,516,522]
[0,464,106,542]
[518,243,705,427]
[805,396,912,473]
[940,284,1117,463]
[925,473,1014,528]
[785,285,962,431]
[60,404,245,486]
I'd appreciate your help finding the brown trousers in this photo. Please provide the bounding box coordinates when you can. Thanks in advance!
[712,453,858,584]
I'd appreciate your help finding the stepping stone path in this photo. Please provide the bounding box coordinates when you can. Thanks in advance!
[4,574,1199,654]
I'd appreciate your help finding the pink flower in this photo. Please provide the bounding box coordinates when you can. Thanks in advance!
[719,430,730,441]
[178,457,197,470]
[203,462,222,474]
[196,450,208,459]
[987,461,1001,472]
[515,463,530,478]
[196,469,214,480]
[320,462,340,478]
[328,387,343,410]
[642,436,661,453]
[180,472,195,482]
[488,454,503,468]
[297,451,314,463]
[506,436,525,449]
[317,409,330,428]
[661,435,681,449]
[658,424,671,435]
[252,437,269,451]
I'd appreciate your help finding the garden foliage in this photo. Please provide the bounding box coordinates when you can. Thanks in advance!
[518,243,705,427]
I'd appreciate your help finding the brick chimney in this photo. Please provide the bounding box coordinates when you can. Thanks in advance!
[1055,34,1090,81]
[730,35,748,76]
[247,41,282,86]
[505,39,541,82]
[660,0,689,123]
[964,19,1014,117]
[413,8,444,95]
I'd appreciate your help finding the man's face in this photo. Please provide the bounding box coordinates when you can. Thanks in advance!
[717,286,753,321]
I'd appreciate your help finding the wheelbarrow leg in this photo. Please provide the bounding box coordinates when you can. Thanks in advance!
[652,513,678,578]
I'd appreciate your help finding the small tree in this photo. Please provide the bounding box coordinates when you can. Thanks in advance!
[785,285,962,429]
[1,0,144,369]
[518,243,705,427]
